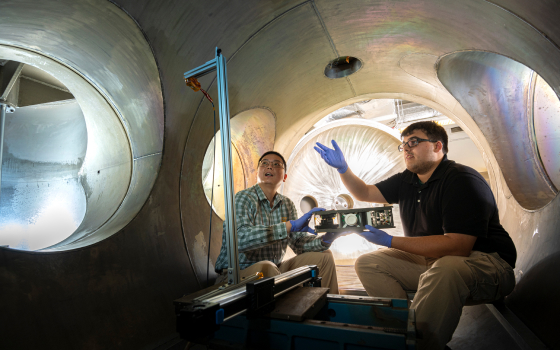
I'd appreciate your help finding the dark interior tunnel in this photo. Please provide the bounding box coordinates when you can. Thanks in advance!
[0,1,559,349]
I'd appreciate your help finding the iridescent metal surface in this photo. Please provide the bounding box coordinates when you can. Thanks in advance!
[3,0,560,348]
[437,51,557,210]
[229,108,276,189]
[200,108,275,220]
[533,75,560,191]
[0,0,164,156]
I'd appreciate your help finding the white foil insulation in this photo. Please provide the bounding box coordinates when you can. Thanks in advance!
[283,119,406,262]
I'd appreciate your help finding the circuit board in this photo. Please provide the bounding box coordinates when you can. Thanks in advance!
[313,207,395,233]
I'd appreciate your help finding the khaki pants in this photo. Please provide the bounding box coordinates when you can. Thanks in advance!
[355,249,515,350]
[216,250,338,294]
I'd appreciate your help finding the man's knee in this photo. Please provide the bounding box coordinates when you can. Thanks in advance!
[418,256,472,295]
[429,256,471,281]
[312,250,335,273]
[302,250,334,266]
[355,250,384,275]
[321,249,334,263]
[355,254,368,274]
[251,260,280,277]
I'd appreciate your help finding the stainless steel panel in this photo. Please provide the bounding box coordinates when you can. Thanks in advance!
[223,2,354,140]
[3,0,560,348]
[437,51,556,210]
[0,101,87,250]
[314,0,560,105]
[0,0,163,157]
[0,47,135,250]
[47,160,131,249]
[0,0,164,249]
[533,75,560,191]
[53,153,162,250]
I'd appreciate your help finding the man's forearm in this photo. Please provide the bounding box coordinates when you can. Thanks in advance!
[391,235,473,258]
[285,221,292,232]
[236,222,287,252]
[340,168,370,201]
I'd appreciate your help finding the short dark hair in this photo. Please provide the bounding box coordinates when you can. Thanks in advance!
[258,151,287,170]
[401,121,449,154]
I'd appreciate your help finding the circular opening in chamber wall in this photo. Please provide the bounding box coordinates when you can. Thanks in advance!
[0,60,88,251]
[0,3,164,252]
[0,43,144,252]
[324,56,363,79]
[300,195,318,213]
[202,133,246,221]
[284,99,490,263]
[333,194,354,210]
[200,108,276,221]
[437,51,559,209]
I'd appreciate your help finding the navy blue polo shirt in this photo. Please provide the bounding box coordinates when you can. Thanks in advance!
[376,155,517,268]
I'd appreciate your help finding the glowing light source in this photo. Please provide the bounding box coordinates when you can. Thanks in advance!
[0,196,84,251]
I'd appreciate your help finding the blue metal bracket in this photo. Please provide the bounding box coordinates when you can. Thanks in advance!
[184,48,240,285]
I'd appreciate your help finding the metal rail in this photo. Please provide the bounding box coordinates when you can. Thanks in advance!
[184,48,240,285]
[195,266,315,307]
[0,103,5,200]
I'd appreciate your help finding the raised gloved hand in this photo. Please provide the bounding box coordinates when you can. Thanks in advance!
[359,225,393,247]
[314,140,348,174]
[321,231,353,244]
[289,207,325,232]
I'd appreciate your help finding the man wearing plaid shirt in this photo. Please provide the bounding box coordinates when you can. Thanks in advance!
[215,151,346,293]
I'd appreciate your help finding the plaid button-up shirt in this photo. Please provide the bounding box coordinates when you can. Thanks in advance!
[215,184,327,271]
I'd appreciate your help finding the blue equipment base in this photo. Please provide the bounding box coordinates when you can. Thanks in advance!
[208,295,416,350]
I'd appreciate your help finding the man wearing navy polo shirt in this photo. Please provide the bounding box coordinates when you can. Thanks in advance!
[314,121,517,350]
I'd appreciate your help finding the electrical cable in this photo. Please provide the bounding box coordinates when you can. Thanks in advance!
[185,76,216,288]
[207,102,216,287]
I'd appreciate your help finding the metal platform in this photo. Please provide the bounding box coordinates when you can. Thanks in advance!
[206,293,415,350]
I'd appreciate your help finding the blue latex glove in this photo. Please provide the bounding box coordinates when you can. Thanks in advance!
[300,226,317,235]
[314,140,349,174]
[290,207,325,232]
[321,231,352,244]
[360,225,393,247]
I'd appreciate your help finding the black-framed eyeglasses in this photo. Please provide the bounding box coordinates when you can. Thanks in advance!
[398,137,438,152]
[259,160,284,169]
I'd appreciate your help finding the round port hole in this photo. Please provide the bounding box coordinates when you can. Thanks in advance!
[324,56,363,79]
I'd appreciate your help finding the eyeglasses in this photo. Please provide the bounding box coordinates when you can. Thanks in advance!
[259,160,284,169]
[398,137,438,152]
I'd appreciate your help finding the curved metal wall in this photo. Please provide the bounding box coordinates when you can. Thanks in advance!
[533,75,560,191]
[1,0,560,349]
[437,51,557,210]
[0,1,164,250]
